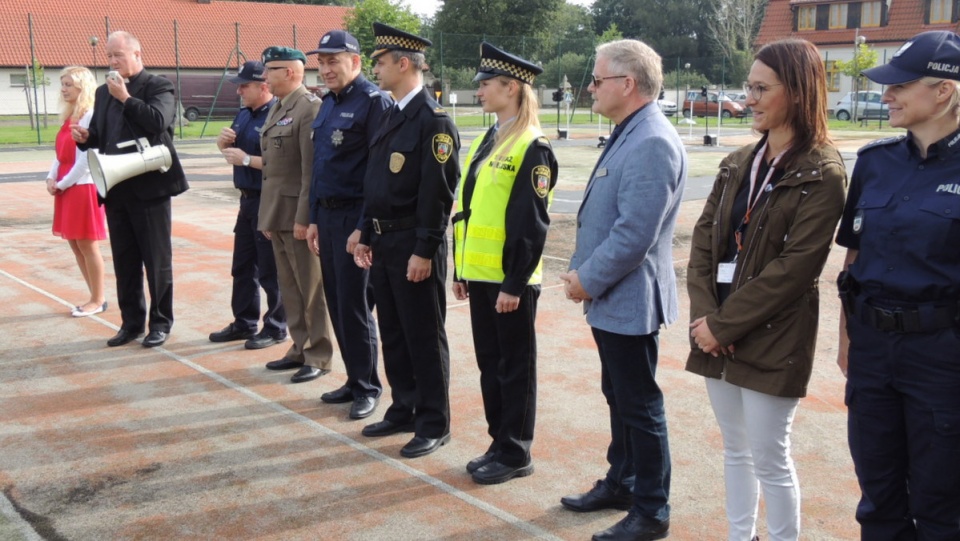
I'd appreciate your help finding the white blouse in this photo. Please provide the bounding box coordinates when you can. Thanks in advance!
[47,109,94,191]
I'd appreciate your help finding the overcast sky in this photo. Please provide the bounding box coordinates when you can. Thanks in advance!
[402,0,593,18]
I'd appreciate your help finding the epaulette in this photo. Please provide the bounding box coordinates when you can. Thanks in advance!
[534,136,552,148]
[368,89,381,98]
[305,93,321,103]
[432,106,449,117]
[857,135,905,156]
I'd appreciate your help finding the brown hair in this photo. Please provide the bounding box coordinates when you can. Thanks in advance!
[754,39,831,168]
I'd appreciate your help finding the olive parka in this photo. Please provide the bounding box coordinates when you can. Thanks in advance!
[685,138,847,398]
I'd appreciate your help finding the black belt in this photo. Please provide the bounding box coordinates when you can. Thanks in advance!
[372,216,416,234]
[239,189,260,198]
[839,273,959,334]
[317,197,362,210]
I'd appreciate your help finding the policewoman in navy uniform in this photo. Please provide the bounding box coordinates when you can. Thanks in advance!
[354,23,460,459]
[209,60,287,350]
[451,43,557,484]
[837,31,960,540]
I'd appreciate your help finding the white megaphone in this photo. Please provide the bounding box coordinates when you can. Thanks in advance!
[88,138,172,198]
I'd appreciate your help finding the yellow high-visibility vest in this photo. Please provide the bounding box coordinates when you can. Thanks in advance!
[454,126,545,284]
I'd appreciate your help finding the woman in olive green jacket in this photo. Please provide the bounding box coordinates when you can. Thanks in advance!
[685,39,846,541]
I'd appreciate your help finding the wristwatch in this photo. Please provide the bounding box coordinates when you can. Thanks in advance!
[242,154,251,167]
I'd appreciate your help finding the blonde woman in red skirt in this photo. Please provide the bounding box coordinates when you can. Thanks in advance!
[46,66,107,317]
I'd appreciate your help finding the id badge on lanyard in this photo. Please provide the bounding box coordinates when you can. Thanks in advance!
[719,141,786,284]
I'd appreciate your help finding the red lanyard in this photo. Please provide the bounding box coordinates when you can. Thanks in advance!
[734,142,786,253]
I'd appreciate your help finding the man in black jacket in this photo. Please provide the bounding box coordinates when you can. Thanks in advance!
[73,30,189,348]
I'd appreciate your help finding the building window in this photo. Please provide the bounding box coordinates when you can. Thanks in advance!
[862,1,882,26]
[829,3,849,29]
[10,74,27,87]
[930,0,952,23]
[799,6,817,30]
[825,60,841,92]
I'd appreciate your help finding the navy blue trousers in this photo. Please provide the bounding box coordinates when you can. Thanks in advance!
[592,328,671,523]
[316,205,380,398]
[231,195,285,336]
[846,316,960,541]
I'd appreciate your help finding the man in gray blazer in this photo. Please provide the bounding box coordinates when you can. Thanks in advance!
[559,39,687,541]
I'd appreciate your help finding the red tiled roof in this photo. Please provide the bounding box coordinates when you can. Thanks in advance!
[4,0,350,70]
[756,0,960,48]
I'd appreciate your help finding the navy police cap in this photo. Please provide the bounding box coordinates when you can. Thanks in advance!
[371,22,431,58]
[862,30,960,84]
[262,46,307,64]
[474,42,543,85]
[307,30,361,55]
[228,60,265,83]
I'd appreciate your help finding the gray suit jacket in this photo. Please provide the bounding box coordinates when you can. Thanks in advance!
[569,103,687,336]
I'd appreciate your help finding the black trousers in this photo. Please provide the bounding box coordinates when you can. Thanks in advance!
[468,281,539,467]
[231,195,285,336]
[105,195,173,333]
[369,229,450,438]
[316,205,380,398]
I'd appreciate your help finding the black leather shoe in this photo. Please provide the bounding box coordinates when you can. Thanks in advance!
[349,396,379,419]
[321,385,354,404]
[592,511,668,541]
[361,419,415,437]
[209,323,254,343]
[142,331,168,348]
[290,366,330,383]
[107,329,143,347]
[561,480,632,513]
[472,461,534,485]
[400,434,451,458]
[244,331,287,350]
[466,452,496,474]
[265,358,303,371]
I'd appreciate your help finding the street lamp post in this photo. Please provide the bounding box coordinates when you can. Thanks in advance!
[89,36,99,80]
[852,31,866,123]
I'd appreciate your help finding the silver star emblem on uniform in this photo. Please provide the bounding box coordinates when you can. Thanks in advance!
[331,129,344,147]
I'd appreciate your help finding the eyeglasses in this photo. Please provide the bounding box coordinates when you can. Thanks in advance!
[592,75,628,87]
[742,82,782,101]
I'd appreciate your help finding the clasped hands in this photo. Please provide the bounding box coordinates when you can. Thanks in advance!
[689,316,734,357]
[559,270,591,304]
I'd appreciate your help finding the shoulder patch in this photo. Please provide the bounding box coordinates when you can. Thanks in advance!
[857,135,905,156]
[532,165,552,198]
[432,133,454,163]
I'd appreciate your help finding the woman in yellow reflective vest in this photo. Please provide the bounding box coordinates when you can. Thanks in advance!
[452,42,558,485]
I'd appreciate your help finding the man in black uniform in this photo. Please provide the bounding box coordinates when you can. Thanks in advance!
[209,60,287,350]
[354,23,460,459]
[73,30,188,349]
[305,30,391,420]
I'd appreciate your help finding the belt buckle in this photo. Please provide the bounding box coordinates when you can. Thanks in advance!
[373,218,382,235]
[875,307,904,333]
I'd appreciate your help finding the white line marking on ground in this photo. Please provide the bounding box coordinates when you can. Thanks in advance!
[0,268,565,541]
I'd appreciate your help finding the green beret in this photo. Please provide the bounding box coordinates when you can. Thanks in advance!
[261,46,306,64]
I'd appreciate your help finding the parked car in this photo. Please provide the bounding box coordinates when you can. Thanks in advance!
[158,73,241,121]
[657,98,677,116]
[683,91,746,119]
[835,91,888,121]
[720,90,749,108]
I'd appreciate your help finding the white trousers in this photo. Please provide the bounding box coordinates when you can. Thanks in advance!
[705,377,801,541]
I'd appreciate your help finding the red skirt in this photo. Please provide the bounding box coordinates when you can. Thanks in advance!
[52,183,107,240]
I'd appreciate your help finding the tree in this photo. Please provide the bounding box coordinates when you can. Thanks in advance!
[833,43,879,81]
[597,23,623,45]
[431,0,564,69]
[344,0,420,60]
[591,0,708,59]
[703,0,767,85]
